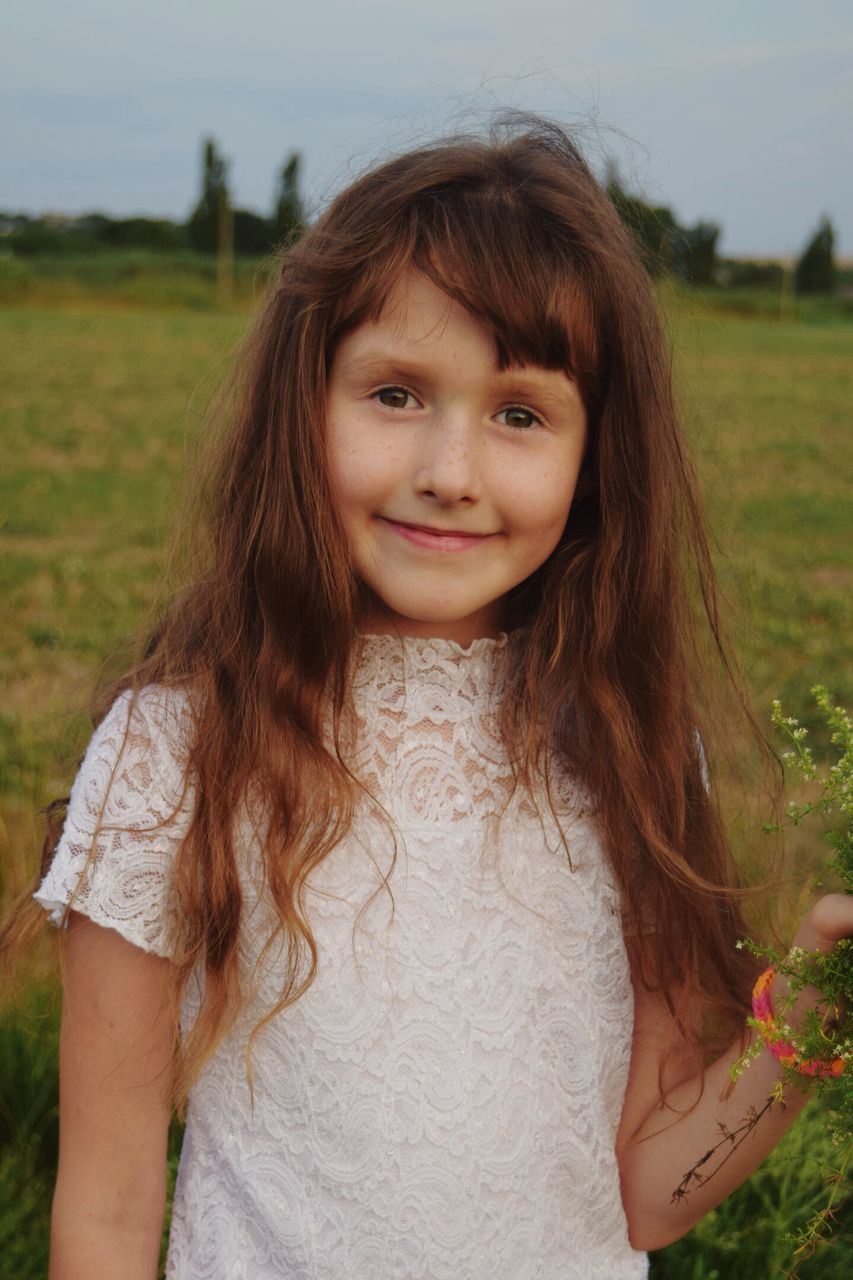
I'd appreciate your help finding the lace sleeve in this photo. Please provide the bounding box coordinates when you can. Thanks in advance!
[34,685,196,958]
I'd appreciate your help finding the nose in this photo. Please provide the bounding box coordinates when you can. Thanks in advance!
[414,412,481,505]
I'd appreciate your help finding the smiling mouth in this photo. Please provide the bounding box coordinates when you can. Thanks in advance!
[379,517,497,551]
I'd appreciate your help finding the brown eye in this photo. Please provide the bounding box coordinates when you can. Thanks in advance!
[376,386,413,410]
[498,405,541,431]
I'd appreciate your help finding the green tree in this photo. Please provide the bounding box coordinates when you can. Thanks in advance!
[795,215,836,295]
[605,162,680,275]
[272,151,305,246]
[605,162,721,285]
[680,220,720,286]
[187,137,230,255]
[233,208,275,256]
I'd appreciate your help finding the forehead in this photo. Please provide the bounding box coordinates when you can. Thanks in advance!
[376,270,457,337]
[339,269,487,357]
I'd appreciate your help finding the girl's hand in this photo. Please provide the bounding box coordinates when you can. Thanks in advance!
[792,892,853,954]
[617,894,852,1252]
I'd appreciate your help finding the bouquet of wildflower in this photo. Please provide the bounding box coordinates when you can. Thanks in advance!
[750,688,852,1082]
[742,688,852,1261]
[672,688,851,1270]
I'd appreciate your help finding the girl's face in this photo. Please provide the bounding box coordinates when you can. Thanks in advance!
[325,270,588,645]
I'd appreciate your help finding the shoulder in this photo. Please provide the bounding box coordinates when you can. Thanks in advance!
[34,683,199,958]
[95,683,196,761]
[80,683,198,810]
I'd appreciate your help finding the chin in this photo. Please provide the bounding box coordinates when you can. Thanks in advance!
[360,604,496,642]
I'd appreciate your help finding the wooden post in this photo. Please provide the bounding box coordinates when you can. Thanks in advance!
[217,190,234,308]
[779,258,793,322]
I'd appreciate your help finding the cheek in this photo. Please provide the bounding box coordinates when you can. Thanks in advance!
[328,395,405,480]
[504,462,581,544]
[326,418,374,508]
[327,438,409,529]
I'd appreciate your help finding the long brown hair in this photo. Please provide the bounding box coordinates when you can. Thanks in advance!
[8,113,759,1097]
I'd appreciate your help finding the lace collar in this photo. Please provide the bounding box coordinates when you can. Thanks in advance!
[349,630,521,723]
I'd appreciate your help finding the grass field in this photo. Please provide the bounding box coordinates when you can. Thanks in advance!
[1,279,851,1276]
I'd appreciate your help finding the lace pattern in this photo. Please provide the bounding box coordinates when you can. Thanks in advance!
[34,686,195,956]
[36,634,646,1279]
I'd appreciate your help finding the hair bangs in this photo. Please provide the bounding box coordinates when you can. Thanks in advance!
[326,184,601,411]
[416,193,599,388]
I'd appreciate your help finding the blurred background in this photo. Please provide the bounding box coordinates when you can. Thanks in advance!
[1,2,851,1276]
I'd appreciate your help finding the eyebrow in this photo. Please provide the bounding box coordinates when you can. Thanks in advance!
[342,353,580,413]
[341,355,432,383]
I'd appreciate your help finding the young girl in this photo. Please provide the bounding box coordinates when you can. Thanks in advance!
[22,115,852,1278]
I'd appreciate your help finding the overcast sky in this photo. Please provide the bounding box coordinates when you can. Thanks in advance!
[2,0,851,257]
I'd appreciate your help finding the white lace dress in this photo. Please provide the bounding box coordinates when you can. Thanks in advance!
[35,633,647,1280]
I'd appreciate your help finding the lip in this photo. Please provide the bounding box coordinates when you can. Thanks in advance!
[379,517,497,552]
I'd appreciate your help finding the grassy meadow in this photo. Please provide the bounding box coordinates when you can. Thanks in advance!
[1,261,851,1276]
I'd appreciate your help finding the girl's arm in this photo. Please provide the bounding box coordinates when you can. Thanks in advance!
[49,911,174,1280]
[616,893,853,1252]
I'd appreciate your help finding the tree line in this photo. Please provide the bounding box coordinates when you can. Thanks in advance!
[605,164,837,295]
[0,138,304,259]
[0,138,839,295]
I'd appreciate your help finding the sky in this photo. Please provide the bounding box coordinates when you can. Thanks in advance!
[2,0,851,258]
